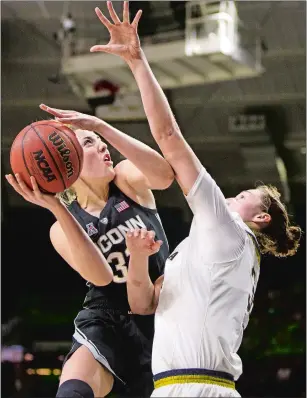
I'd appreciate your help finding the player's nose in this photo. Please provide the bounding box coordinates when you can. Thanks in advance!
[97,141,107,152]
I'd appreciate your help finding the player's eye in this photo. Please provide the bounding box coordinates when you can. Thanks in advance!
[83,138,93,146]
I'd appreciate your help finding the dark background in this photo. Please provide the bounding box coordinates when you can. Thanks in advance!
[1,1,306,397]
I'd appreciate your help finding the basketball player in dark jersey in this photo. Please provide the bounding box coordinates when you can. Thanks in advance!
[6,104,173,397]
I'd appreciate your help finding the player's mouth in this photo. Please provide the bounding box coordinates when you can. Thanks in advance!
[103,153,113,165]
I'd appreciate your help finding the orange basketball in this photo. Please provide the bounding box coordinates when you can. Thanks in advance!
[10,120,83,194]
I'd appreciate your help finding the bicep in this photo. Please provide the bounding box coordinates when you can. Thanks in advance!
[50,222,77,272]
[114,160,156,207]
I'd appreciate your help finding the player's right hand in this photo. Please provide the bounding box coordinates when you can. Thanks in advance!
[90,2,143,62]
[5,174,61,212]
[126,228,163,257]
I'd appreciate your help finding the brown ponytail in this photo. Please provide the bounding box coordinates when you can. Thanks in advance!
[255,185,302,257]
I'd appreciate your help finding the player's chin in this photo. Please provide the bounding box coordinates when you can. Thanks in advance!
[103,166,116,182]
[80,166,115,181]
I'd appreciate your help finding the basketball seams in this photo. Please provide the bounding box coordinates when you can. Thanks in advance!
[21,128,34,185]
[10,124,33,169]
[33,123,83,177]
[31,124,66,191]
[52,126,82,177]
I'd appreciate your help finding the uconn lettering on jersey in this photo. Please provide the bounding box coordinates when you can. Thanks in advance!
[97,214,146,254]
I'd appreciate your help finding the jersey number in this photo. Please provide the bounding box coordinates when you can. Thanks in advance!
[107,249,130,283]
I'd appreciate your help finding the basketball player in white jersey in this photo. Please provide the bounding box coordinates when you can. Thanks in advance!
[91,2,302,396]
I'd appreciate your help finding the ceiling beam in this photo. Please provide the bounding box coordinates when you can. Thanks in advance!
[3,91,304,109]
[3,46,305,67]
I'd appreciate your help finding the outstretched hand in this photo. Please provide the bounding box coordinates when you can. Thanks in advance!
[40,104,102,132]
[126,228,163,257]
[5,174,60,212]
[90,1,143,62]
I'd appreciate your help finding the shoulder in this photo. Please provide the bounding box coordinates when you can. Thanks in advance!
[114,160,156,209]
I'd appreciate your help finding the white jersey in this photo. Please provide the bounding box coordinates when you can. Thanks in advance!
[152,167,260,381]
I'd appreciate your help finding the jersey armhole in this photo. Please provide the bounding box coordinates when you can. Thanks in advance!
[113,181,158,214]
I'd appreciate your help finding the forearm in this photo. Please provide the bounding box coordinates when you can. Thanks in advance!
[52,203,113,285]
[127,51,181,146]
[127,253,155,314]
[95,119,173,187]
[127,51,203,193]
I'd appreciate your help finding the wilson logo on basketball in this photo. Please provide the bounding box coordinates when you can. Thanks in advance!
[33,150,57,183]
[48,132,74,178]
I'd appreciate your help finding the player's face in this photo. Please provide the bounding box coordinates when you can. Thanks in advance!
[75,130,115,180]
[226,188,270,224]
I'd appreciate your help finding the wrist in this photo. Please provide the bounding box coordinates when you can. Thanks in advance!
[93,118,107,135]
[129,251,150,262]
[50,199,65,216]
[126,49,146,71]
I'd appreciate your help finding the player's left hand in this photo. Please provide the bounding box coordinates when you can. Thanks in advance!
[126,228,163,257]
[90,1,143,62]
[39,104,102,132]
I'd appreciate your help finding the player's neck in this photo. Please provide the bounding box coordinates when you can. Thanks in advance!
[74,177,110,210]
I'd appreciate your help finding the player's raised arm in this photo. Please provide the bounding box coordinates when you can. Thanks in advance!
[40,105,174,196]
[90,2,233,226]
[91,1,200,196]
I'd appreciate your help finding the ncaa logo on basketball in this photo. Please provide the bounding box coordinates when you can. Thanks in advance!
[48,132,74,178]
[32,150,57,183]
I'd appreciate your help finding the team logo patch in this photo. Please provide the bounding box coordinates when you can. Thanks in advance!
[86,222,98,237]
[100,217,108,225]
[114,201,130,213]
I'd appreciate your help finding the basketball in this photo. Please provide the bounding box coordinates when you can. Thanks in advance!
[10,120,83,194]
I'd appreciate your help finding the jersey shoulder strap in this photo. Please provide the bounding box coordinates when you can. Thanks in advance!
[67,200,88,231]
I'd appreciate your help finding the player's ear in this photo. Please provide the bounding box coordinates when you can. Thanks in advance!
[252,212,271,226]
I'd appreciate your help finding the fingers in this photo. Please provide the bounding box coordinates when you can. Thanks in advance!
[126,228,157,243]
[90,44,113,53]
[40,104,62,118]
[40,104,74,118]
[95,7,113,29]
[151,240,163,253]
[6,173,44,202]
[133,228,140,238]
[15,173,35,197]
[131,9,142,29]
[147,230,156,241]
[53,117,81,125]
[140,228,147,240]
[107,1,121,25]
[5,174,27,198]
[123,1,130,24]
[30,176,42,198]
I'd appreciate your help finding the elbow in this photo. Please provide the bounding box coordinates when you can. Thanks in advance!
[130,303,155,315]
[128,296,156,315]
[90,274,113,287]
[81,265,114,287]
[156,126,181,142]
[158,168,175,190]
